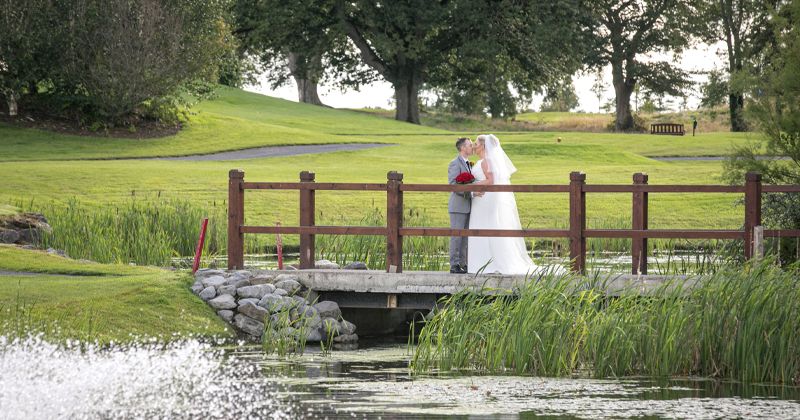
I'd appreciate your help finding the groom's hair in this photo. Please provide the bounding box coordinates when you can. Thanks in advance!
[455,137,470,151]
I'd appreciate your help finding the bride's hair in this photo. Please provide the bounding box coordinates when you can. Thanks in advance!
[475,135,487,146]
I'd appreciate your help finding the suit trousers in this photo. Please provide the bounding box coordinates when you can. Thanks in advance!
[449,212,470,267]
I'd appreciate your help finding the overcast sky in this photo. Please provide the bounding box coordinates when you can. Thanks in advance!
[245,42,726,114]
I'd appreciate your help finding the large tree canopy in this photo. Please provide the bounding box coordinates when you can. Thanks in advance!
[333,0,588,123]
[585,0,696,131]
[234,0,372,106]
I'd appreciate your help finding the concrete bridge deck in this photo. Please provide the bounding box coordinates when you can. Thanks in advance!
[269,269,694,310]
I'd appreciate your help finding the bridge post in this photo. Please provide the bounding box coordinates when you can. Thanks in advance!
[299,171,316,269]
[744,172,762,260]
[227,169,245,270]
[569,172,586,274]
[632,173,649,274]
[386,171,404,273]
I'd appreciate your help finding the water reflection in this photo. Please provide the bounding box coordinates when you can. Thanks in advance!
[243,339,800,419]
[2,336,798,419]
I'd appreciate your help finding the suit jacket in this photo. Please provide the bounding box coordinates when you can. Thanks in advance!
[448,155,472,213]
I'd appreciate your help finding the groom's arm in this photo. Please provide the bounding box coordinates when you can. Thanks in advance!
[448,160,469,198]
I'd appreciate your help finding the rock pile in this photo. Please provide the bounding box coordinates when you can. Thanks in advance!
[0,213,52,245]
[192,269,358,344]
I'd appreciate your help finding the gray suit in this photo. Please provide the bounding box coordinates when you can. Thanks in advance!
[448,156,472,268]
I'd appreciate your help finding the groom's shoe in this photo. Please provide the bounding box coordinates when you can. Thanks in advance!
[459,265,468,274]
[450,265,464,274]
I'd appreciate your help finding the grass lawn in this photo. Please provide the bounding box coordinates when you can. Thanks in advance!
[0,87,768,340]
[0,245,232,343]
[0,86,768,242]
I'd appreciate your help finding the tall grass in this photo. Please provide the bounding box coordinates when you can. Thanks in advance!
[21,197,227,266]
[411,260,800,384]
[317,207,449,271]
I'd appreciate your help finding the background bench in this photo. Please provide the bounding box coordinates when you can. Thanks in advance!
[651,123,685,136]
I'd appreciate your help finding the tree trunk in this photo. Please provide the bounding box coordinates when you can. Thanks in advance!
[6,91,18,117]
[394,75,420,124]
[614,83,634,131]
[729,93,747,132]
[611,58,636,131]
[287,52,324,106]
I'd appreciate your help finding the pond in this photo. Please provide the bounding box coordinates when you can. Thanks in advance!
[2,335,799,419]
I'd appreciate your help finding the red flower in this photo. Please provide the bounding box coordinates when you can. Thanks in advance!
[455,172,475,184]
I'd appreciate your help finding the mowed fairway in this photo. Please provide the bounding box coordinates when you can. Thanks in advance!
[0,245,231,343]
[0,87,764,237]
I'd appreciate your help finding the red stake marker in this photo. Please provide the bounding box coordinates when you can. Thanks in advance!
[192,218,209,274]
[276,222,284,270]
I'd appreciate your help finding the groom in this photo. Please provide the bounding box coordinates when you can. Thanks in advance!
[448,137,473,274]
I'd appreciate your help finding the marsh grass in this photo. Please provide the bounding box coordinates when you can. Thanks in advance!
[18,197,271,267]
[317,207,450,271]
[411,260,800,384]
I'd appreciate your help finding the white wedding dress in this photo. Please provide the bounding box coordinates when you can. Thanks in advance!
[467,135,565,276]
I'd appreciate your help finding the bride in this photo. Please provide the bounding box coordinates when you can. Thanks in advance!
[467,134,565,276]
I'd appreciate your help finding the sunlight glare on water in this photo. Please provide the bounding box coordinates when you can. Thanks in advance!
[0,335,295,420]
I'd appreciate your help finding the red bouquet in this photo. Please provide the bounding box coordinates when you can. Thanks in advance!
[455,171,475,184]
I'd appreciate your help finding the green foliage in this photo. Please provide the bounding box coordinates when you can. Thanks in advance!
[697,0,783,131]
[1,0,235,126]
[412,260,800,384]
[723,0,800,263]
[234,0,372,103]
[700,69,730,109]
[539,79,580,112]
[585,0,697,131]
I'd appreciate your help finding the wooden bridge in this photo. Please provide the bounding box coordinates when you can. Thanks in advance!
[227,170,800,276]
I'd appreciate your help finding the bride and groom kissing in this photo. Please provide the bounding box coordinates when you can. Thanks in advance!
[448,135,565,276]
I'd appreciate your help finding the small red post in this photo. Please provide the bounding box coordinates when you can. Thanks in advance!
[192,218,209,274]
[276,222,284,270]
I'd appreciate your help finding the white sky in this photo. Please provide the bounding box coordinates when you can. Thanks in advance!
[244,42,727,114]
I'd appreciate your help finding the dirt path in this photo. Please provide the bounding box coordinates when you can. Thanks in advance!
[155,143,394,161]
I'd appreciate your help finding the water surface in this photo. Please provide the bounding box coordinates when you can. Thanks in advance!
[2,336,798,419]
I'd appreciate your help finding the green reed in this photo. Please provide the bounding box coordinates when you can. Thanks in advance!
[21,197,228,266]
[316,207,450,271]
[411,259,800,384]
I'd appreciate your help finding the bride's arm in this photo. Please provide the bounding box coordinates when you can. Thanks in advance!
[472,160,493,197]
[475,160,494,185]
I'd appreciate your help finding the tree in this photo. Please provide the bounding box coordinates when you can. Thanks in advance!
[59,0,231,123]
[698,0,784,132]
[590,69,606,112]
[539,78,580,112]
[0,0,60,116]
[1,0,233,125]
[723,0,800,263]
[585,0,696,131]
[234,0,372,106]
[700,68,729,108]
[335,0,588,124]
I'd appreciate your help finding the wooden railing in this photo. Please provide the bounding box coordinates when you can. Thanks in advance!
[227,170,800,274]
